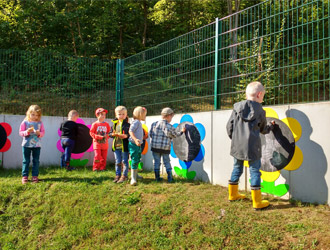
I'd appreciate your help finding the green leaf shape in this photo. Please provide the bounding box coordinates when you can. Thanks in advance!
[174,166,182,177]
[70,159,89,167]
[261,180,289,197]
[174,167,196,180]
[186,171,196,180]
[138,162,143,170]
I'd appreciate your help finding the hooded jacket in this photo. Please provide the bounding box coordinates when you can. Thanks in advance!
[226,100,271,161]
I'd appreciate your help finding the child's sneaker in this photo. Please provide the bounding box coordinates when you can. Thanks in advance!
[117,176,128,183]
[113,175,121,183]
[22,176,28,184]
[65,166,72,171]
[32,176,39,183]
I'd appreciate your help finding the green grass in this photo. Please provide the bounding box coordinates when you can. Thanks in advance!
[0,166,329,250]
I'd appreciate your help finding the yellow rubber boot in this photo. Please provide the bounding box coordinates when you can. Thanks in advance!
[251,189,270,210]
[228,183,246,201]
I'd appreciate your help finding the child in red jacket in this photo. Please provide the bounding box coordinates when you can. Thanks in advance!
[90,108,111,171]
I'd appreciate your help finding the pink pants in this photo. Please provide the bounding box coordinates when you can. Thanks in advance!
[93,149,108,171]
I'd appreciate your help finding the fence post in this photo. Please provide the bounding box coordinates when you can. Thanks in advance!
[214,18,221,110]
[116,59,124,106]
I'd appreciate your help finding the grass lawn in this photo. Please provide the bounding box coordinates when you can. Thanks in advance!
[0,166,329,250]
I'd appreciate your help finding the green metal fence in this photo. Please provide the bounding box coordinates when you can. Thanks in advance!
[1,0,329,117]
[123,22,216,115]
[0,49,116,117]
[122,0,330,116]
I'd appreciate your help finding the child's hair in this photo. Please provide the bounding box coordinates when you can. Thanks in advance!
[161,107,174,118]
[246,81,265,99]
[25,105,42,121]
[133,106,147,120]
[68,110,79,119]
[115,106,127,114]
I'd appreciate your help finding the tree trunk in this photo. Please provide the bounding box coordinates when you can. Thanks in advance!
[142,0,148,48]
[76,17,85,56]
[119,25,123,58]
[227,0,240,61]
[69,21,77,56]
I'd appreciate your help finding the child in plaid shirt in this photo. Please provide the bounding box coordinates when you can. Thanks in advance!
[149,107,186,182]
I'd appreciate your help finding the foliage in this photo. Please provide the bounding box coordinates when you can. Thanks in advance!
[0,0,329,115]
[0,0,261,59]
[231,16,286,103]
[0,166,329,249]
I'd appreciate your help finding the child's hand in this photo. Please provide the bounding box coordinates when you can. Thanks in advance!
[134,138,141,146]
[269,120,276,131]
[182,126,186,133]
[118,134,128,139]
[35,130,40,136]
[27,127,34,133]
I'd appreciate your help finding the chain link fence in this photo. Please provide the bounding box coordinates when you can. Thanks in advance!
[1,0,329,117]
[0,49,116,117]
[122,0,330,115]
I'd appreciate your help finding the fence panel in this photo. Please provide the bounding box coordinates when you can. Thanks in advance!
[218,0,330,108]
[123,0,330,115]
[123,22,217,116]
[0,49,116,117]
[1,0,329,117]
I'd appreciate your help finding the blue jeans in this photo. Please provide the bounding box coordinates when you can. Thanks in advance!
[152,152,172,171]
[128,141,141,170]
[114,149,129,176]
[61,138,75,167]
[230,158,261,187]
[22,147,41,177]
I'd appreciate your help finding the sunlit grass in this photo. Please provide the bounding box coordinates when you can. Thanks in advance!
[0,166,329,249]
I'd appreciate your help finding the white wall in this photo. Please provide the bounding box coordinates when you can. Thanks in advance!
[0,116,114,168]
[142,102,330,205]
[1,102,329,204]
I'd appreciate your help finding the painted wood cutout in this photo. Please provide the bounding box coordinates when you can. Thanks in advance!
[172,122,201,162]
[260,117,295,172]
[73,123,93,154]
[0,123,12,152]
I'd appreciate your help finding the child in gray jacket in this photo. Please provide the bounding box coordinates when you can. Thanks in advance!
[226,81,274,210]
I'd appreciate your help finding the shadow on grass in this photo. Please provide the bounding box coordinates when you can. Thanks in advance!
[40,176,111,185]
[265,203,298,210]
[0,166,198,186]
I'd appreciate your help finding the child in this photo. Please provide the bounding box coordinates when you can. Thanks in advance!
[128,106,147,185]
[60,110,79,171]
[226,81,274,210]
[111,106,130,183]
[149,107,186,182]
[19,105,45,184]
[90,108,111,171]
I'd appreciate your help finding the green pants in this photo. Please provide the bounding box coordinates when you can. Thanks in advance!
[128,141,141,170]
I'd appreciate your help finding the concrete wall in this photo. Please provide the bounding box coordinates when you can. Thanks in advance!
[142,102,330,205]
[1,102,329,204]
[0,116,114,168]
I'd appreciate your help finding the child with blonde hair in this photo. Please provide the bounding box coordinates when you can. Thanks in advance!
[60,110,79,171]
[226,81,274,209]
[111,106,130,183]
[128,106,147,185]
[19,105,45,184]
[90,108,111,171]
